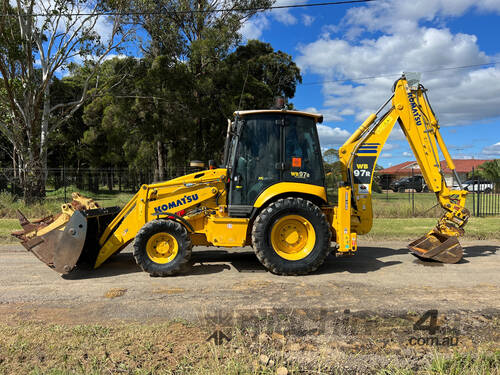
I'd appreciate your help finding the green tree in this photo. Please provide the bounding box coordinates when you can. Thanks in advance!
[216,40,302,111]
[0,0,129,202]
[476,159,500,191]
[165,0,274,160]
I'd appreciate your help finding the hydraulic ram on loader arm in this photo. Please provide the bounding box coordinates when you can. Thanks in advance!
[335,73,469,263]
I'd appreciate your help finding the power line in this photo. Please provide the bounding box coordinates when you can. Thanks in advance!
[301,61,500,86]
[0,0,376,17]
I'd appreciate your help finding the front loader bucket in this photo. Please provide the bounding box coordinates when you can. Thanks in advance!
[408,231,463,264]
[12,204,121,274]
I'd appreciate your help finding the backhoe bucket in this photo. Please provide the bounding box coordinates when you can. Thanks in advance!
[12,193,120,274]
[408,231,463,264]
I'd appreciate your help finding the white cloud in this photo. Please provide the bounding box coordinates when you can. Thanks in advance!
[302,14,315,26]
[272,0,304,25]
[295,0,500,127]
[239,15,270,40]
[341,0,500,36]
[240,0,306,40]
[302,106,343,122]
[483,142,500,156]
[383,143,398,151]
[317,124,350,149]
[389,128,406,141]
[402,151,412,157]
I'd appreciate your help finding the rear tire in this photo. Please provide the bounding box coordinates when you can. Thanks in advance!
[252,197,331,275]
[133,219,192,276]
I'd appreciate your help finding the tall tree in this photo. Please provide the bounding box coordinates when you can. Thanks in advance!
[118,0,274,173]
[163,0,274,160]
[0,0,129,202]
[218,40,302,111]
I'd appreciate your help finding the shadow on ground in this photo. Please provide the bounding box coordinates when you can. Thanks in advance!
[62,242,498,279]
[463,245,498,258]
[62,253,142,280]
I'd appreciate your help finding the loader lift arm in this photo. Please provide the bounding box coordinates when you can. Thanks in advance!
[336,73,469,263]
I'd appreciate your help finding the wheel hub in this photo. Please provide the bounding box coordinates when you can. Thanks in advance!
[271,215,316,260]
[146,233,178,264]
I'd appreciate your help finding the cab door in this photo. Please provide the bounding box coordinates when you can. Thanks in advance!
[228,114,281,217]
[282,114,324,187]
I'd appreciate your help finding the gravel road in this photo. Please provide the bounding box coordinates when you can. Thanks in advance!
[0,240,498,324]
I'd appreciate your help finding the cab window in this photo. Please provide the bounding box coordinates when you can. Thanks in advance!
[283,115,323,186]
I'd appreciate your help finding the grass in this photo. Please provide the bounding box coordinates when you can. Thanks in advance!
[0,320,497,375]
[0,187,133,219]
[0,321,291,375]
[364,217,500,241]
[428,350,500,375]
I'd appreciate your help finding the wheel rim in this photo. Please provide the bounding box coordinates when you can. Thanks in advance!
[146,232,179,264]
[270,215,316,260]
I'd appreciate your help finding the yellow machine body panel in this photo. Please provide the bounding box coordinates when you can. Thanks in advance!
[253,182,327,208]
[204,217,249,247]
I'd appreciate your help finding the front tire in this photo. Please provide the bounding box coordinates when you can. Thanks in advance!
[252,197,331,275]
[133,219,192,276]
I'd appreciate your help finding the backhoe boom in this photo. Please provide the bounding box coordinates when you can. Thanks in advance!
[336,74,469,263]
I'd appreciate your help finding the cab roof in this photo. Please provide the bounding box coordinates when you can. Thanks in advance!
[234,109,323,123]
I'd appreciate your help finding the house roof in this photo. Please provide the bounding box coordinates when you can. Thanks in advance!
[380,159,488,175]
[440,159,489,173]
[379,161,419,175]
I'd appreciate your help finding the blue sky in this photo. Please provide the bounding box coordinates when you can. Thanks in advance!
[239,0,500,167]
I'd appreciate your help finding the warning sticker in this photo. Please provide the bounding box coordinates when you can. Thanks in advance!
[292,157,302,167]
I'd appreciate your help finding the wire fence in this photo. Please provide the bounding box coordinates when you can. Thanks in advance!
[470,180,500,217]
[377,169,500,218]
[0,167,199,199]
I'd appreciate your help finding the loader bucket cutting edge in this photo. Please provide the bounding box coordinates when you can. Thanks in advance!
[408,231,463,264]
[13,206,121,274]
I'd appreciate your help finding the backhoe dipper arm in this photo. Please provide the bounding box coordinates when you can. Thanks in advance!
[336,74,469,263]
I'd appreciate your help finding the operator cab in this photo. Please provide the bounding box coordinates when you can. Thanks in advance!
[224,110,325,217]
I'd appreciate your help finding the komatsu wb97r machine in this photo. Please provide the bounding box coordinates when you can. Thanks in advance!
[13,74,469,276]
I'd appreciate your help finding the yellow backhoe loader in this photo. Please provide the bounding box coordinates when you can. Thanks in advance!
[13,73,469,276]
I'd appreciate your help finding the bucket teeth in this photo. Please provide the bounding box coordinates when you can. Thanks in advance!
[16,209,36,233]
[11,210,55,237]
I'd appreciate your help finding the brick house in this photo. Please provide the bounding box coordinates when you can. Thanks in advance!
[379,159,488,187]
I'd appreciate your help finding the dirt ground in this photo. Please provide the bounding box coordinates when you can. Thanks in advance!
[1,240,498,321]
[0,240,498,373]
